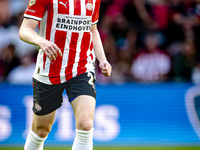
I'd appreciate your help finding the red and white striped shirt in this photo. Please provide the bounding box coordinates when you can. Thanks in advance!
[24,0,100,84]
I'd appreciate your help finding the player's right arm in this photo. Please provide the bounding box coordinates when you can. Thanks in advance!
[19,18,62,60]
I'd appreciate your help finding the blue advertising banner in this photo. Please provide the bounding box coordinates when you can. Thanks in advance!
[0,82,200,146]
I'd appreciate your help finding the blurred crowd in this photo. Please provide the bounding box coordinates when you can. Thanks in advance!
[1,0,200,85]
[97,0,200,84]
[0,0,37,84]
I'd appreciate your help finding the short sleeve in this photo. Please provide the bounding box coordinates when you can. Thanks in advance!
[92,0,101,25]
[24,0,48,21]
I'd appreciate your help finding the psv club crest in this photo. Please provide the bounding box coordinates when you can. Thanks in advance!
[35,102,42,111]
[29,0,36,6]
[86,3,93,11]
[185,85,200,139]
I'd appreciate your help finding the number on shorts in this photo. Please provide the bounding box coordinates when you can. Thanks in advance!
[87,72,95,87]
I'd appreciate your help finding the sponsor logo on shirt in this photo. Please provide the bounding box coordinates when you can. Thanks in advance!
[29,0,36,7]
[56,15,92,32]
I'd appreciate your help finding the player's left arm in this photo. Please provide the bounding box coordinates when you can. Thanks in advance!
[91,24,112,77]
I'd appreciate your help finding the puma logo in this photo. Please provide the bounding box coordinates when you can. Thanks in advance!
[59,1,68,9]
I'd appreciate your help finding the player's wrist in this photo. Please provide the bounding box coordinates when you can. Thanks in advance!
[98,57,108,63]
[37,38,48,49]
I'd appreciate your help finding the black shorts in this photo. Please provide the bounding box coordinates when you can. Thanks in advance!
[32,72,96,116]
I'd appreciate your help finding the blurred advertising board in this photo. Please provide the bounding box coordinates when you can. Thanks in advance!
[0,82,200,146]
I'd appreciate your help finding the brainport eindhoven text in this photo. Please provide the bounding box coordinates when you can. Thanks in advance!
[56,17,91,32]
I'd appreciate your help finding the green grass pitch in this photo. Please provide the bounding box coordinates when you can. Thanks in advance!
[1,147,200,150]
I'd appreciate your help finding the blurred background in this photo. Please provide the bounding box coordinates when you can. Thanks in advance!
[1,0,200,84]
[1,0,200,149]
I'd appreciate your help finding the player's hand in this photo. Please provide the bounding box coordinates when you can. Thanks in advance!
[39,39,62,60]
[99,61,112,77]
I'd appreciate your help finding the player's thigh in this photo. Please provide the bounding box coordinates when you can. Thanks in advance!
[71,95,96,127]
[32,110,56,132]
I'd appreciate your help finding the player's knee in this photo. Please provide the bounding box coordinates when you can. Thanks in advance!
[77,119,93,131]
[33,126,51,138]
[37,129,49,138]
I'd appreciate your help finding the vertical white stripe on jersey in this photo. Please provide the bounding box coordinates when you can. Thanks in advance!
[81,0,86,16]
[92,0,96,15]
[39,11,47,39]
[61,0,73,82]
[51,0,58,43]
[60,32,71,83]
[71,0,84,78]
[43,0,58,83]
[86,34,93,73]
[34,9,52,84]
[70,0,87,77]
[72,33,83,78]
[69,0,74,16]
[36,11,47,76]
